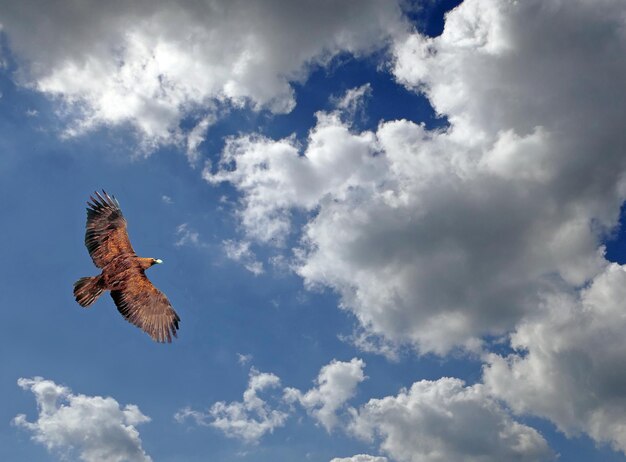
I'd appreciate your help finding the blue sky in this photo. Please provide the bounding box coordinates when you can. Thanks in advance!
[2,1,626,461]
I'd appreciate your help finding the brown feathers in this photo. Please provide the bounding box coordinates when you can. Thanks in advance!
[74,191,180,343]
[111,272,180,343]
[85,191,134,268]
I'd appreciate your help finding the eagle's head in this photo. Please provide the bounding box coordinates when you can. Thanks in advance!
[152,258,163,265]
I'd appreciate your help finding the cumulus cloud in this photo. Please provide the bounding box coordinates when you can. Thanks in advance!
[205,5,626,452]
[207,0,626,356]
[484,263,626,454]
[175,367,288,444]
[330,455,388,462]
[14,377,151,462]
[177,359,366,443]
[349,377,554,462]
[205,109,382,245]
[0,0,407,150]
[174,359,555,460]
[284,358,366,431]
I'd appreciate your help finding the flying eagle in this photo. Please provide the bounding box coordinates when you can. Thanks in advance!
[73,191,180,342]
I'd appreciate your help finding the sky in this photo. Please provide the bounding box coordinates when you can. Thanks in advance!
[2,0,626,461]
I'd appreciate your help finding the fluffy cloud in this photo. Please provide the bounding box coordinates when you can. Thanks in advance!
[484,263,626,453]
[208,0,626,455]
[176,358,365,443]
[175,359,556,460]
[175,367,288,444]
[349,377,554,462]
[0,0,406,153]
[13,377,151,462]
[330,455,388,462]
[207,0,626,355]
[205,110,382,245]
[284,358,366,431]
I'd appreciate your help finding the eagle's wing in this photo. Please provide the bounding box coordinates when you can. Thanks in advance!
[85,191,135,268]
[110,271,180,343]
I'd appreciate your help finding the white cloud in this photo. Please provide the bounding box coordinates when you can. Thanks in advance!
[174,223,200,247]
[484,263,626,454]
[284,358,366,431]
[205,111,383,245]
[203,0,626,451]
[173,358,555,460]
[185,115,216,163]
[237,353,253,366]
[349,377,554,462]
[173,407,208,426]
[14,377,151,462]
[175,367,288,444]
[332,83,372,124]
[0,0,407,150]
[207,0,626,356]
[339,330,400,362]
[330,455,388,462]
[223,239,264,275]
[177,358,366,443]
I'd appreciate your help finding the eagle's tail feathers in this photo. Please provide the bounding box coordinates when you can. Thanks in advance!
[73,276,104,307]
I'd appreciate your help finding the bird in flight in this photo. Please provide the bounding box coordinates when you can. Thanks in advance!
[73,191,180,342]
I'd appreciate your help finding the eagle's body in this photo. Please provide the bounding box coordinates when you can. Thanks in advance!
[73,191,180,343]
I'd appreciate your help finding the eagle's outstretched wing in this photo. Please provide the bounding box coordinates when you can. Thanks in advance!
[110,271,181,343]
[85,191,135,268]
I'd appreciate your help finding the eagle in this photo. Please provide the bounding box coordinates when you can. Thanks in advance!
[73,191,180,343]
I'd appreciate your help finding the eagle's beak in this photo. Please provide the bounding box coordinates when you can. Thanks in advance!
[155,259,163,264]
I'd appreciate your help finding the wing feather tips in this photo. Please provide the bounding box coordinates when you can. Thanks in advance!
[87,191,122,215]
[154,313,180,344]
[84,191,133,268]
[110,289,180,343]
[103,191,118,209]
